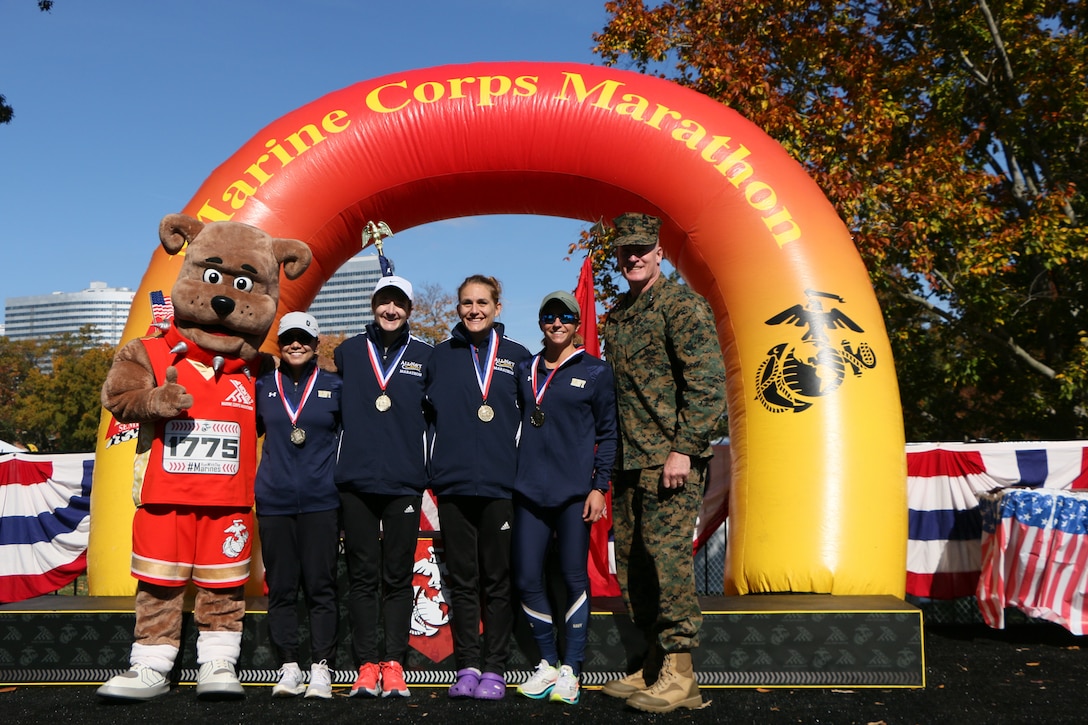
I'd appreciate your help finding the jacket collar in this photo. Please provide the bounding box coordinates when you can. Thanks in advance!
[365,321,410,350]
[451,321,505,346]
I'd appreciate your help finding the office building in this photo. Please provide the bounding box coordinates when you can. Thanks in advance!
[307,253,382,336]
[4,282,135,347]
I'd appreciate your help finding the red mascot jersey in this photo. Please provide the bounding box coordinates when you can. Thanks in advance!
[133,329,258,508]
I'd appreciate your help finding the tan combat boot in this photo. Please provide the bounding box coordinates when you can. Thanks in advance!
[625,651,702,713]
[601,668,648,699]
[601,646,661,699]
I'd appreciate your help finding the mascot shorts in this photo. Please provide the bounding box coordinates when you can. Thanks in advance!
[132,505,253,588]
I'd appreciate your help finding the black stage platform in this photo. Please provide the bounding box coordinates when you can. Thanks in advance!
[0,594,922,688]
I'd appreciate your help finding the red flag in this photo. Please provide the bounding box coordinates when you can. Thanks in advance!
[575,255,600,357]
[576,255,621,597]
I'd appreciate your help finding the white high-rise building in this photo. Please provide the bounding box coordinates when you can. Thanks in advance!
[4,282,135,346]
[307,254,382,336]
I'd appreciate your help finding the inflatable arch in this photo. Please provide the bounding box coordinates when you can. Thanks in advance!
[90,62,906,597]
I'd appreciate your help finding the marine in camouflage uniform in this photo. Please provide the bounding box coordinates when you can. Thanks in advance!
[601,212,727,713]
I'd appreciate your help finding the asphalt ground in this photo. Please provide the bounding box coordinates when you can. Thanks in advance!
[2,622,1084,724]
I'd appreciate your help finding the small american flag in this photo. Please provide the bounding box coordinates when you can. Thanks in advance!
[150,290,173,322]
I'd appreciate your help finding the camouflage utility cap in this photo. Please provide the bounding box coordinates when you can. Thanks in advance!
[613,212,661,248]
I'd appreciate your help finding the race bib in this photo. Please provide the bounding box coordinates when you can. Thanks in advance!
[163,419,241,475]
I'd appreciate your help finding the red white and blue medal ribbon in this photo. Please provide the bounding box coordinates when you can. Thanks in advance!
[276,365,319,444]
[530,349,583,427]
[367,338,408,411]
[470,328,499,422]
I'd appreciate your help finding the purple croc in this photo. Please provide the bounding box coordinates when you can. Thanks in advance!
[473,672,507,700]
[449,668,481,698]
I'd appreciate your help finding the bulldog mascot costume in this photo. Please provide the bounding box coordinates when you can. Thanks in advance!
[97,214,311,700]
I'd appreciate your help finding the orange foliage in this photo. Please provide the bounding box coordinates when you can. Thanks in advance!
[592,0,1088,439]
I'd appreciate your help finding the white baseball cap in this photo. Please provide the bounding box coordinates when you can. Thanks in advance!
[372,275,414,303]
[277,311,320,338]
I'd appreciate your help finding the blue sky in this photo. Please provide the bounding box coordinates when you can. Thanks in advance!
[0,0,640,346]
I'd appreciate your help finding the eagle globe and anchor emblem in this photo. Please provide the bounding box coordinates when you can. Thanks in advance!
[756,289,878,413]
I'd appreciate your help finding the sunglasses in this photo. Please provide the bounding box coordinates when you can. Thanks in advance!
[278,331,316,346]
[616,243,659,257]
[539,312,579,325]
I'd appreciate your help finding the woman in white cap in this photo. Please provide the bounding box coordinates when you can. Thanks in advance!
[512,290,617,705]
[424,274,531,700]
[334,275,432,699]
[254,311,343,699]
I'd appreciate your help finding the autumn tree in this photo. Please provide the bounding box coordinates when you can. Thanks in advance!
[410,281,459,346]
[0,336,41,444]
[591,0,1088,440]
[568,224,624,318]
[0,327,112,451]
[316,332,348,372]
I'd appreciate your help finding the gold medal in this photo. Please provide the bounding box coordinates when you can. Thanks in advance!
[375,393,392,412]
[530,407,545,427]
[277,367,317,448]
[477,403,495,422]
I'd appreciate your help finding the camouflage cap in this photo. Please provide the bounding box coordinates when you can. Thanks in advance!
[613,212,661,248]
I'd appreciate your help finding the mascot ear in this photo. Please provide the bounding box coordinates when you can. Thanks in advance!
[159,214,204,255]
[273,238,313,280]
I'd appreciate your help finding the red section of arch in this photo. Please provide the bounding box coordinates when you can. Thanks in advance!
[177,63,843,322]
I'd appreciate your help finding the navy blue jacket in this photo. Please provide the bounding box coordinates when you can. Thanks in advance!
[254,359,342,516]
[334,323,432,496]
[424,322,531,498]
[514,350,618,507]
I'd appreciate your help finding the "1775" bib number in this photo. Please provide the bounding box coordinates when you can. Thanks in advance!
[163,419,241,475]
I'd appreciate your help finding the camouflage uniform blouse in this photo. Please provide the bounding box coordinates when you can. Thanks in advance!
[604,276,727,471]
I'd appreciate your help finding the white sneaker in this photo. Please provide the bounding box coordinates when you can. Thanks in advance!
[272,662,306,697]
[96,662,170,700]
[517,659,559,699]
[195,659,244,699]
[305,660,333,699]
[549,664,580,705]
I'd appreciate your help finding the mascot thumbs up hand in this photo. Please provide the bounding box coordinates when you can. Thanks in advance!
[148,366,194,420]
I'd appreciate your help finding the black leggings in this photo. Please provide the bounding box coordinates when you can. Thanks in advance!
[340,491,422,665]
[258,509,340,665]
[437,495,513,675]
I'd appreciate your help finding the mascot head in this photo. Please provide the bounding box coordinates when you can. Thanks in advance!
[158,214,312,361]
